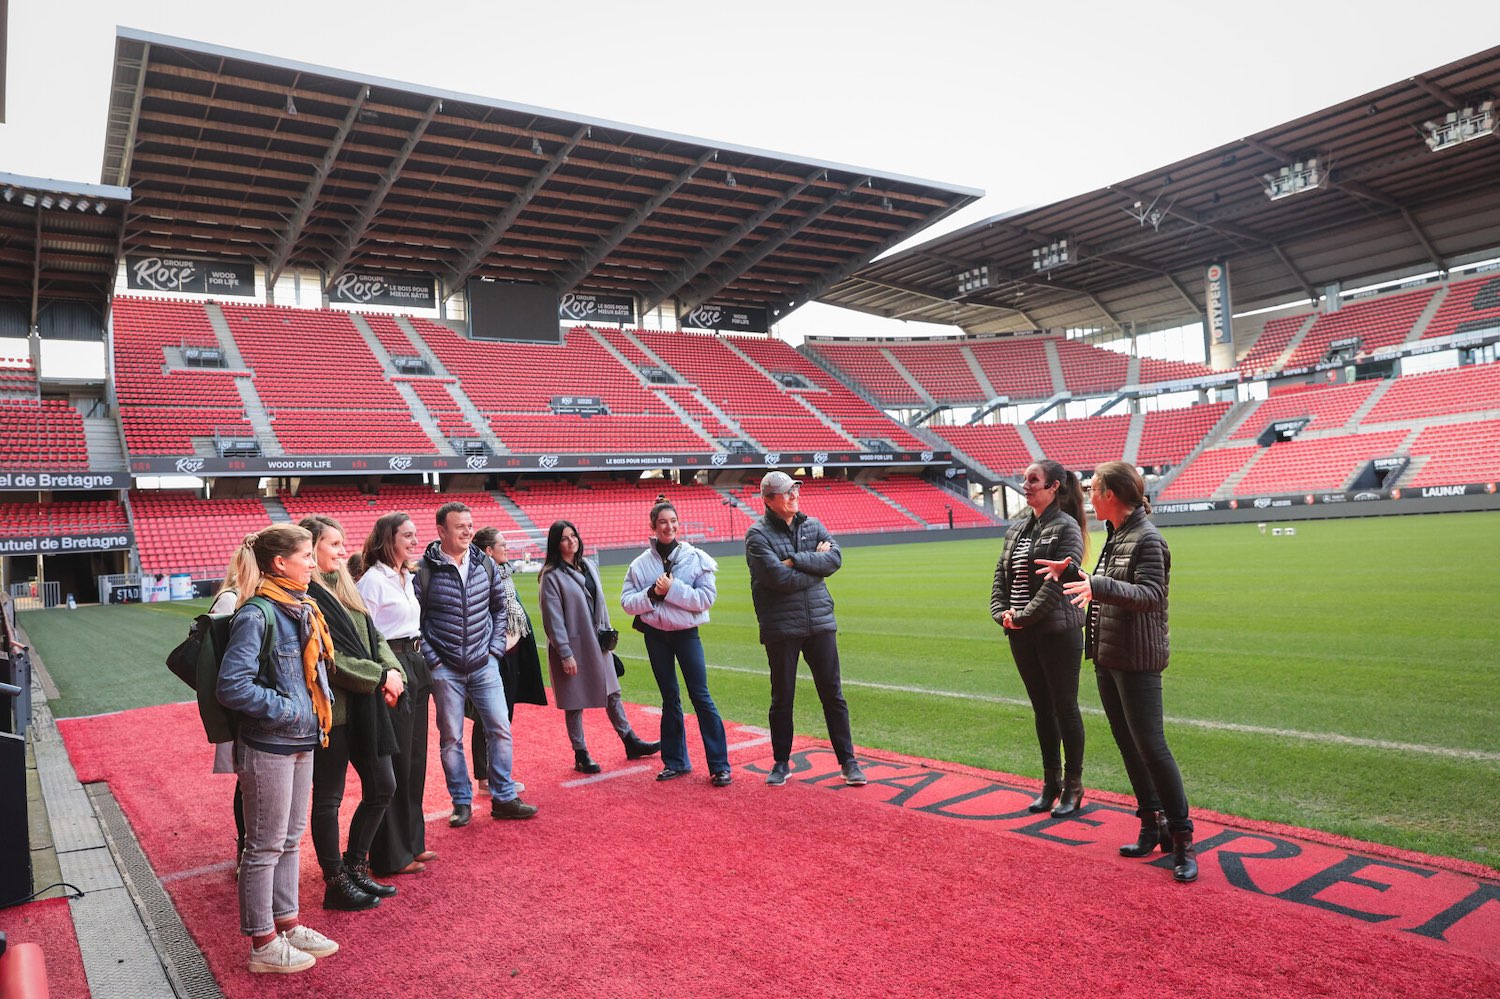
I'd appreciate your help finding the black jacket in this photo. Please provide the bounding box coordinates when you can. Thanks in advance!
[1085,507,1170,672]
[745,511,840,644]
[990,503,1087,635]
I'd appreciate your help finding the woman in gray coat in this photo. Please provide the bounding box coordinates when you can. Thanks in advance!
[537,520,659,774]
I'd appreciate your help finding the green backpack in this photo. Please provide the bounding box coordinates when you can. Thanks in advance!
[165,596,280,744]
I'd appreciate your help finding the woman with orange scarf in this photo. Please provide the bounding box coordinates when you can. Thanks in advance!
[216,524,339,975]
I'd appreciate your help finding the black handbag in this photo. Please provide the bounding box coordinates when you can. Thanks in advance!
[611,652,625,678]
[596,627,619,652]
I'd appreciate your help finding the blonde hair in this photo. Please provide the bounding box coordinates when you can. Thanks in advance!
[215,544,256,609]
[298,515,369,615]
[235,524,314,603]
[1092,461,1151,516]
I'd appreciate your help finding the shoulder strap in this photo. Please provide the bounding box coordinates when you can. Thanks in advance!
[415,561,432,609]
[243,596,279,687]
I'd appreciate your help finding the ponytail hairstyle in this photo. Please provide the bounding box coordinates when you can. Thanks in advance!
[238,524,314,602]
[298,515,368,614]
[1092,460,1151,516]
[649,493,676,528]
[1036,458,1090,562]
[363,511,414,578]
[215,544,256,608]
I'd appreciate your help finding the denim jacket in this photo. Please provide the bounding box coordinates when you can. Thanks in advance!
[216,600,326,749]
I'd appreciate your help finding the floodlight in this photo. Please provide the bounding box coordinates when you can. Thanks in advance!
[881,196,894,212]
[1031,239,1073,272]
[22,193,36,207]
[286,93,298,115]
[531,138,544,156]
[58,197,72,211]
[957,266,991,295]
[1261,157,1322,200]
[75,200,89,212]
[1421,101,1495,152]
[2,188,12,202]
[725,172,737,188]
[40,195,54,209]
[95,202,108,214]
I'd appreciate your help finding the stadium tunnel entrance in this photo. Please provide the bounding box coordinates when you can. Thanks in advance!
[2,550,129,608]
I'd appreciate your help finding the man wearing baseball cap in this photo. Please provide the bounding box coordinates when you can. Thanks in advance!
[744,471,865,787]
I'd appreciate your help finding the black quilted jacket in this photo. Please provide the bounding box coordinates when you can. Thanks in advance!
[990,503,1087,635]
[1085,507,1171,672]
[745,512,840,644]
[414,541,508,674]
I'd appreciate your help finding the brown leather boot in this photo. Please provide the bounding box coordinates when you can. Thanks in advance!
[1027,769,1062,813]
[1050,777,1084,818]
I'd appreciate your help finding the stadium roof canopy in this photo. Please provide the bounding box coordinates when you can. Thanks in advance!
[0,172,131,306]
[99,28,981,321]
[820,45,1500,336]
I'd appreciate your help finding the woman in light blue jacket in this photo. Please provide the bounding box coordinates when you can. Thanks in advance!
[621,495,731,786]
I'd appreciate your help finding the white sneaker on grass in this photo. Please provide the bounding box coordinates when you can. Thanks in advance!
[281,924,338,958]
[248,934,314,974]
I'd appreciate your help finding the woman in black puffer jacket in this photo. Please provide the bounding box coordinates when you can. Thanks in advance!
[1040,460,1196,883]
[991,459,1088,817]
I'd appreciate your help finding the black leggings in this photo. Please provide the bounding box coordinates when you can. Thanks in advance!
[1095,666,1192,831]
[310,724,397,874]
[1008,628,1085,778]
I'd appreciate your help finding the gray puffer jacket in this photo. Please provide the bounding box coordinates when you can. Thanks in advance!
[414,541,508,675]
[745,512,840,644]
[1084,506,1170,672]
[990,503,1087,635]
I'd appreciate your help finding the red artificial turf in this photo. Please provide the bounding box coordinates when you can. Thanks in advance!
[0,896,88,998]
[58,701,1500,998]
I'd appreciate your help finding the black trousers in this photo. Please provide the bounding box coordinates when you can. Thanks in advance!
[471,654,516,781]
[766,631,855,765]
[370,646,431,874]
[310,724,397,875]
[1095,666,1192,831]
[1008,628,1085,778]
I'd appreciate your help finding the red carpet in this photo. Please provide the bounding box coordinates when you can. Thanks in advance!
[60,701,1500,998]
[0,896,88,998]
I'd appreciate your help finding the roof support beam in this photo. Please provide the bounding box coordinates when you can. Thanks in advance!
[1268,242,1317,303]
[325,97,442,284]
[852,276,1032,323]
[640,168,825,314]
[769,194,972,324]
[1107,183,1275,249]
[555,148,715,295]
[443,126,588,296]
[1398,208,1446,274]
[266,87,369,287]
[1162,272,1201,314]
[678,175,866,312]
[1410,75,1465,108]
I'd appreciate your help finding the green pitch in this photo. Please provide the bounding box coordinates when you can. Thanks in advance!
[20,511,1499,866]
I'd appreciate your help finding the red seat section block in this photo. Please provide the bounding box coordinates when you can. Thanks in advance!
[130,490,272,578]
[883,343,985,403]
[1363,362,1500,424]
[1421,273,1500,341]
[0,499,130,538]
[931,424,1034,477]
[1028,413,1132,471]
[1281,288,1435,370]
[732,479,920,536]
[1156,445,1260,500]
[1136,403,1232,467]
[506,479,754,551]
[865,475,993,527]
[280,485,536,559]
[0,399,90,469]
[1229,382,1378,440]
[1234,430,1409,496]
[1408,420,1500,487]
[1137,356,1218,385]
[968,338,1056,401]
[1236,314,1307,376]
[1054,339,1129,396]
[804,342,923,406]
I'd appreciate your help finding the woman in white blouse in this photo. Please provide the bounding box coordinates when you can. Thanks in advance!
[355,512,436,877]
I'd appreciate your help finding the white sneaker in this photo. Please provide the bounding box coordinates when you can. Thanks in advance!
[248,934,314,974]
[281,924,338,959]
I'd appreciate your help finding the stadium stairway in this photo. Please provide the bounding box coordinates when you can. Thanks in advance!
[1405,286,1451,343]
[1265,313,1318,372]
[1014,422,1043,465]
[1215,447,1265,498]
[491,490,545,546]
[587,328,721,450]
[392,316,509,455]
[262,494,291,524]
[1042,340,1068,396]
[879,349,940,409]
[1121,412,1145,466]
[960,346,1002,400]
[1346,378,1398,428]
[856,482,926,529]
[204,303,283,457]
[349,315,455,456]
[714,483,761,522]
[82,415,126,471]
[616,328,682,376]
[717,338,862,448]
[1152,400,1253,496]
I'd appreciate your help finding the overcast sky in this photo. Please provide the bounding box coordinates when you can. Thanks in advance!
[5,0,1499,340]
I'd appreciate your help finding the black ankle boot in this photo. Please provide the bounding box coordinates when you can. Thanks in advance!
[1171,830,1198,883]
[322,866,379,911]
[1119,810,1163,857]
[1050,777,1084,818]
[623,734,660,760]
[1027,769,1062,813]
[574,749,602,774]
[343,853,397,899]
[1156,813,1172,854]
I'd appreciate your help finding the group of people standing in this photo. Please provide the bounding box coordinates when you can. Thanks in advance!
[203,459,1188,974]
[993,459,1197,883]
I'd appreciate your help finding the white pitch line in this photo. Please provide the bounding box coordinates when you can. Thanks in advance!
[726,735,771,752]
[560,764,654,787]
[160,859,236,884]
[616,654,1499,763]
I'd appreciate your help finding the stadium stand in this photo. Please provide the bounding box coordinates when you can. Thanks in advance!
[802,342,923,406]
[1233,429,1410,495]
[1362,362,1500,424]
[1408,420,1500,486]
[0,358,38,398]
[1136,355,1218,385]
[1228,381,1379,439]
[930,424,1034,476]
[1054,338,1129,395]
[400,377,482,440]
[882,343,985,403]
[0,399,90,469]
[1156,444,1260,500]
[130,490,271,577]
[1420,272,1500,341]
[1135,402,1233,467]
[0,499,129,537]
[732,478,921,535]
[1281,288,1436,370]
[505,479,752,551]
[1236,315,1307,376]
[111,297,257,455]
[968,338,1056,400]
[865,475,995,527]
[220,304,435,454]
[278,484,536,557]
[1028,413,1132,471]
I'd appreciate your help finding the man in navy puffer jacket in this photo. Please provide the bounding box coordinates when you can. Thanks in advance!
[416,503,538,825]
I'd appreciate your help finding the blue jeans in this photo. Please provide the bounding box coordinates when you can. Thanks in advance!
[432,659,517,804]
[643,625,729,773]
